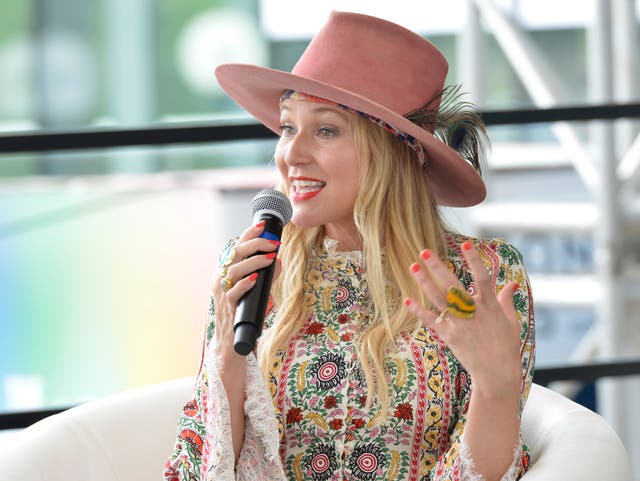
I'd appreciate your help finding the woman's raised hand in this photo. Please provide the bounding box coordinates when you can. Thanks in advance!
[404,241,521,399]
[212,220,281,359]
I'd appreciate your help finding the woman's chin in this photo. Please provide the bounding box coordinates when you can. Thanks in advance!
[290,214,322,230]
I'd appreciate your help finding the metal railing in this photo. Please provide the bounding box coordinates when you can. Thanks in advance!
[1,103,639,154]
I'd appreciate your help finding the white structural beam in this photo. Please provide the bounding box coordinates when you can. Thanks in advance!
[607,1,640,474]
[612,0,640,161]
[457,0,495,197]
[528,274,599,307]
[470,202,598,232]
[617,133,640,181]
[588,0,630,447]
[457,0,485,106]
[471,0,600,195]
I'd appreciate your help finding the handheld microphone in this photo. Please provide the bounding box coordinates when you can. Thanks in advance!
[233,188,292,355]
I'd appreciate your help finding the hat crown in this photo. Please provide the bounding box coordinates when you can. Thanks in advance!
[291,11,448,116]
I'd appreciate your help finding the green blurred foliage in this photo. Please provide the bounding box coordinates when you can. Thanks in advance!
[155,0,260,116]
[0,2,29,44]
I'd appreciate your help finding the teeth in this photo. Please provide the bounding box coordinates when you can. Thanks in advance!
[292,179,326,192]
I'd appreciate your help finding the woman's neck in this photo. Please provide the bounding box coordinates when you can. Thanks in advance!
[323,224,363,251]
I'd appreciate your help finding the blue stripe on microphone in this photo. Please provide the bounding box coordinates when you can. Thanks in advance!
[260,231,279,241]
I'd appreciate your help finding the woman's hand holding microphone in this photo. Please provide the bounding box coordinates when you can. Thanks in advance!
[212,220,282,361]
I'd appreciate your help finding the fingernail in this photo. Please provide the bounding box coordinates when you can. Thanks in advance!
[248,272,258,281]
[513,282,520,291]
[255,220,266,228]
[462,241,472,251]
[269,240,281,246]
[420,249,431,260]
[265,252,277,260]
[404,298,411,307]
[410,262,420,273]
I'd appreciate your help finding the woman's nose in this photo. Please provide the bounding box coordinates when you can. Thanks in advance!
[283,132,312,166]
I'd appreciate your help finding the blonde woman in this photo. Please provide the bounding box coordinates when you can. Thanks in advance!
[165,11,534,481]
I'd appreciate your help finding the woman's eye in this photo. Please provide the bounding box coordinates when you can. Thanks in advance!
[280,124,294,136]
[318,127,337,137]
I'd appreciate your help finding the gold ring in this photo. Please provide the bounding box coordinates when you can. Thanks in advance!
[218,265,228,277]
[435,309,449,324]
[221,276,234,292]
[446,286,476,319]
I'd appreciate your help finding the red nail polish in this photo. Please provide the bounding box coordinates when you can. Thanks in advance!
[513,282,520,291]
[462,241,472,251]
[420,249,431,260]
[410,262,420,273]
[265,252,277,260]
[255,220,266,228]
[404,298,411,307]
[248,272,258,281]
[269,240,281,245]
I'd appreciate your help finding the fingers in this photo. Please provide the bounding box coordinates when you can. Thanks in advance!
[407,244,477,329]
[409,259,447,310]
[406,241,519,327]
[215,218,282,305]
[218,219,280,284]
[403,297,439,329]
[412,249,460,312]
[407,249,458,331]
[497,280,520,323]
[233,220,281,261]
[418,249,459,292]
[459,241,492,299]
[222,251,278,291]
[218,271,259,305]
[237,219,267,243]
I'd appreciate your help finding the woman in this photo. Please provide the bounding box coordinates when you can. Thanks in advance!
[165,11,535,481]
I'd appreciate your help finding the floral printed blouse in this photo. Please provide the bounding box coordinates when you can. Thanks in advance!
[164,233,535,481]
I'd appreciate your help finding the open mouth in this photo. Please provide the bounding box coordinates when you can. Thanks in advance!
[291,178,327,194]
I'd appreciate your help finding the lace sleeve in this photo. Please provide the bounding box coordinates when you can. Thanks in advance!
[165,295,286,481]
[233,353,287,481]
[430,239,535,481]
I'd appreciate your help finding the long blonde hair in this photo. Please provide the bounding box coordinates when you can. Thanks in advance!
[257,115,448,411]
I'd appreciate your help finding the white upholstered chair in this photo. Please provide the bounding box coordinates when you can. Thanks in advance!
[0,377,633,480]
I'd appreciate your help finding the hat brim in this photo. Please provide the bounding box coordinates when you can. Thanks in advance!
[216,63,486,207]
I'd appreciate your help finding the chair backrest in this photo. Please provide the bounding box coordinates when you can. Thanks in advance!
[0,377,194,481]
[0,379,633,480]
[521,383,633,480]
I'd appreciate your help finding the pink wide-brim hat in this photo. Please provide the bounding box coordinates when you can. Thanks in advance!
[215,11,486,207]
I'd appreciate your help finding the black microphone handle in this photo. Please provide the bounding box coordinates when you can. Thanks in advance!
[233,216,282,355]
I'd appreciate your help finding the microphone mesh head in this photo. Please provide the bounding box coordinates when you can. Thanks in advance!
[250,188,293,225]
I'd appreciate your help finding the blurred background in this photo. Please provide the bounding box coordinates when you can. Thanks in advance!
[0,0,639,476]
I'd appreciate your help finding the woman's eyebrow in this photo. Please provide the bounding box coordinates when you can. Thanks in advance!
[280,104,351,122]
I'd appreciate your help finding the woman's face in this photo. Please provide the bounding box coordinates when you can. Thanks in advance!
[275,98,361,248]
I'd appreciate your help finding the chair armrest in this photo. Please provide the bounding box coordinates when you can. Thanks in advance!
[0,376,195,481]
[521,384,633,480]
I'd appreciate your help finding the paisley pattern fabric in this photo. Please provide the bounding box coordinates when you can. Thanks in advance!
[165,233,535,481]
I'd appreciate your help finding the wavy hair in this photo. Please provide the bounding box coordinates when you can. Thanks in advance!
[257,114,457,412]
